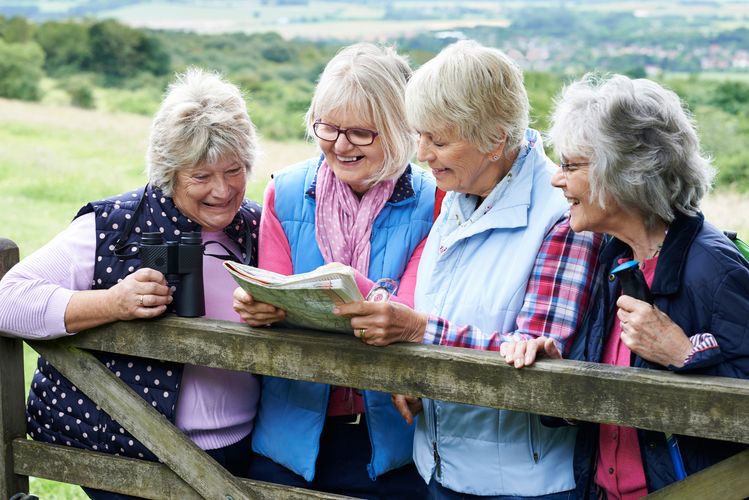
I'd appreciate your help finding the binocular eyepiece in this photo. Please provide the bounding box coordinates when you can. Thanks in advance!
[139,231,205,317]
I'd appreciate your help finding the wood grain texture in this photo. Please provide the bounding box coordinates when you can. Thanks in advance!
[12,439,350,500]
[0,238,18,278]
[50,316,749,445]
[646,448,749,499]
[26,341,253,500]
[0,239,27,498]
[0,338,28,498]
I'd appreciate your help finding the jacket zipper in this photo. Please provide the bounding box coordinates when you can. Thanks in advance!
[428,399,442,479]
[433,441,442,477]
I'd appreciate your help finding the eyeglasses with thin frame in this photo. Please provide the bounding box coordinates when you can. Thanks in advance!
[313,120,379,146]
[559,160,590,175]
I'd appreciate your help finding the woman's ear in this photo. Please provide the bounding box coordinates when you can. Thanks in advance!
[488,134,507,161]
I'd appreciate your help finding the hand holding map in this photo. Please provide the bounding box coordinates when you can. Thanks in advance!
[224,261,363,333]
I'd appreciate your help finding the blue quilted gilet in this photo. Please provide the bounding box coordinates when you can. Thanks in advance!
[251,157,436,481]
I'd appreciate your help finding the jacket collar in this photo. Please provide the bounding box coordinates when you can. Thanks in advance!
[103,184,256,264]
[304,154,417,204]
[602,212,704,296]
[652,212,703,294]
[143,183,254,246]
[438,129,548,240]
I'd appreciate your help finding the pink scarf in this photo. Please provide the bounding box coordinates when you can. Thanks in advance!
[315,161,397,276]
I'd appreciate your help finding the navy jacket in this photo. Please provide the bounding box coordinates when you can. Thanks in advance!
[567,212,749,497]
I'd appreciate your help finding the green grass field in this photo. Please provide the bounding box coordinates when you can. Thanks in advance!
[2,96,748,497]
[0,97,314,256]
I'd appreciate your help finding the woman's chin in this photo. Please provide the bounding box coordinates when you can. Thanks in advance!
[193,212,236,233]
[568,216,587,234]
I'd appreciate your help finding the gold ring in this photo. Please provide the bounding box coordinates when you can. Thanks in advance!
[138,295,144,307]
[356,328,366,338]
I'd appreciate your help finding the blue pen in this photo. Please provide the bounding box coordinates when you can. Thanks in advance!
[666,433,687,480]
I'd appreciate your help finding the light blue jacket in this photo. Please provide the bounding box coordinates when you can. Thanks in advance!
[251,157,436,481]
[413,130,577,496]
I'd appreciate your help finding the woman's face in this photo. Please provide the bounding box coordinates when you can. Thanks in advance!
[172,156,247,232]
[551,155,621,233]
[416,130,500,197]
[316,108,385,195]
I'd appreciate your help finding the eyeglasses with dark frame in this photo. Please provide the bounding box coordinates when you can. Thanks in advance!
[559,160,590,175]
[313,120,379,146]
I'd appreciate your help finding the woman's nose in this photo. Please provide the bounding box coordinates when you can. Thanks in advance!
[333,131,354,151]
[551,168,566,188]
[211,177,229,197]
[416,138,434,163]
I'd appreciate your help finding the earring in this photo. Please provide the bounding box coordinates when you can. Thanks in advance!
[492,155,500,161]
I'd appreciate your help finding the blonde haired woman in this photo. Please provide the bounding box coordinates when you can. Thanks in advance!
[233,43,435,498]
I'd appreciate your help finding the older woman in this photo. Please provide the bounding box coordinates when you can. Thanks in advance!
[0,68,261,499]
[504,74,749,498]
[336,40,602,498]
[232,43,435,497]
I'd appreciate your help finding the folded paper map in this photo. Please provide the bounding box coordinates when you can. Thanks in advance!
[223,261,363,333]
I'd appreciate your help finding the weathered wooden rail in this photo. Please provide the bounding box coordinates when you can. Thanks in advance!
[1,237,748,499]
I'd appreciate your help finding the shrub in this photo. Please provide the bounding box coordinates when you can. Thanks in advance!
[64,79,95,109]
[0,39,44,101]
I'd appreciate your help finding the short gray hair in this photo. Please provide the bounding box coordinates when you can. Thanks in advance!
[548,73,714,228]
[406,39,529,154]
[305,43,414,185]
[147,67,257,196]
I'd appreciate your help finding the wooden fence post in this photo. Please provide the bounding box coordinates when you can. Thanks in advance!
[0,238,28,498]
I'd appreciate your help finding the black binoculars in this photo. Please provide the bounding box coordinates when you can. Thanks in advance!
[139,231,205,317]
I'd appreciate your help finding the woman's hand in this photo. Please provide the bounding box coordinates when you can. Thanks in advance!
[391,394,423,425]
[616,295,692,367]
[333,301,427,346]
[500,337,562,368]
[232,287,286,326]
[107,268,172,320]
[64,268,172,333]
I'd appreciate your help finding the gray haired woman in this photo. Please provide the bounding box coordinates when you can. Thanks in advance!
[504,74,749,498]
[0,68,262,499]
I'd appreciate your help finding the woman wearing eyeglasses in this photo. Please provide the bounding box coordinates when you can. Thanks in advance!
[233,43,435,498]
[502,74,749,499]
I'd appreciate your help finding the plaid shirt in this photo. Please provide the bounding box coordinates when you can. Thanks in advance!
[424,218,603,353]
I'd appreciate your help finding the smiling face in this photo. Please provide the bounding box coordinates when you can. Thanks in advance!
[551,155,621,234]
[172,156,247,232]
[316,108,385,195]
[416,130,502,197]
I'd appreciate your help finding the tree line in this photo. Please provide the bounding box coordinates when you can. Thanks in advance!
[0,15,747,191]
